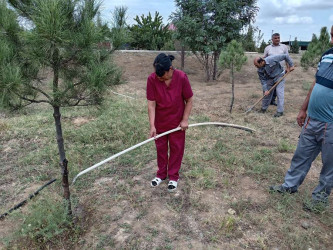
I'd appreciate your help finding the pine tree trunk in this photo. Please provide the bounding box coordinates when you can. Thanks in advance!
[52,46,72,216]
[229,65,235,113]
[53,106,72,215]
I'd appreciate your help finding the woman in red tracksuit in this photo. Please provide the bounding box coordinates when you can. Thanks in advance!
[146,53,193,192]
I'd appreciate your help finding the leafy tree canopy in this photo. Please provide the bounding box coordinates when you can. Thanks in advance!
[173,0,258,52]
[171,0,258,81]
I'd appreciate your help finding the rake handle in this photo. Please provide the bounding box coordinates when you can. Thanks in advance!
[246,72,290,113]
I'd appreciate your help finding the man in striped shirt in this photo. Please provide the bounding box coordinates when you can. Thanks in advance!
[270,25,333,213]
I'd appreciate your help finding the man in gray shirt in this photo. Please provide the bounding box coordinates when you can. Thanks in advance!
[264,33,289,106]
[254,54,295,117]
[264,33,289,57]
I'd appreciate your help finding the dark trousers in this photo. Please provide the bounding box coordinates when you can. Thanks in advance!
[271,89,277,103]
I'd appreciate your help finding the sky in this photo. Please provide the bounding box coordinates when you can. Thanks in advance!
[100,0,333,43]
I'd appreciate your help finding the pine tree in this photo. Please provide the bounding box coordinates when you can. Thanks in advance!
[219,40,247,113]
[301,27,331,69]
[129,11,172,50]
[241,25,256,52]
[290,37,299,54]
[110,6,131,49]
[258,40,267,53]
[1,0,122,214]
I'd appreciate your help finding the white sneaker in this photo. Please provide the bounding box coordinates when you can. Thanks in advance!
[151,177,164,187]
[168,180,178,192]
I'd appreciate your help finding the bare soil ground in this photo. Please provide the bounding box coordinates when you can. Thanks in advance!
[1,51,332,249]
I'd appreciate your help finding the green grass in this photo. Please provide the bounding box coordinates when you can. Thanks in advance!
[96,234,115,249]
[278,139,295,153]
[219,215,238,234]
[1,86,333,249]
[0,96,154,189]
[1,96,155,247]
[302,81,313,91]
[5,191,79,249]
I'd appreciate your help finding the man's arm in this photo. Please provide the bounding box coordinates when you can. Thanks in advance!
[257,70,268,93]
[283,54,294,70]
[297,80,316,127]
[270,54,294,73]
[283,44,290,70]
[147,100,157,137]
[284,54,295,72]
[179,96,193,130]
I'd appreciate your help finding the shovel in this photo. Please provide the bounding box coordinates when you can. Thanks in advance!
[245,72,290,114]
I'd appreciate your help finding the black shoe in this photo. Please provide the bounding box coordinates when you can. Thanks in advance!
[269,185,297,194]
[259,108,266,113]
[270,101,277,106]
[303,199,328,213]
[274,112,283,117]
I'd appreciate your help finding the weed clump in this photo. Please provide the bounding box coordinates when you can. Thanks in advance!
[6,194,80,248]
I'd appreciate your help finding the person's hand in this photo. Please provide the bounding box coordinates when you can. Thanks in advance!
[286,66,295,73]
[149,126,157,138]
[264,90,269,96]
[179,120,189,131]
[297,109,307,127]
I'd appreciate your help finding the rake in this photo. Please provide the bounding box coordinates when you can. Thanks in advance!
[245,72,290,114]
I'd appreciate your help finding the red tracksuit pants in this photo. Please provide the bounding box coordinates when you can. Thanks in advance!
[155,130,185,181]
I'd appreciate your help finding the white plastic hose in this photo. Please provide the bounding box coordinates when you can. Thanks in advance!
[110,90,135,99]
[72,122,255,184]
